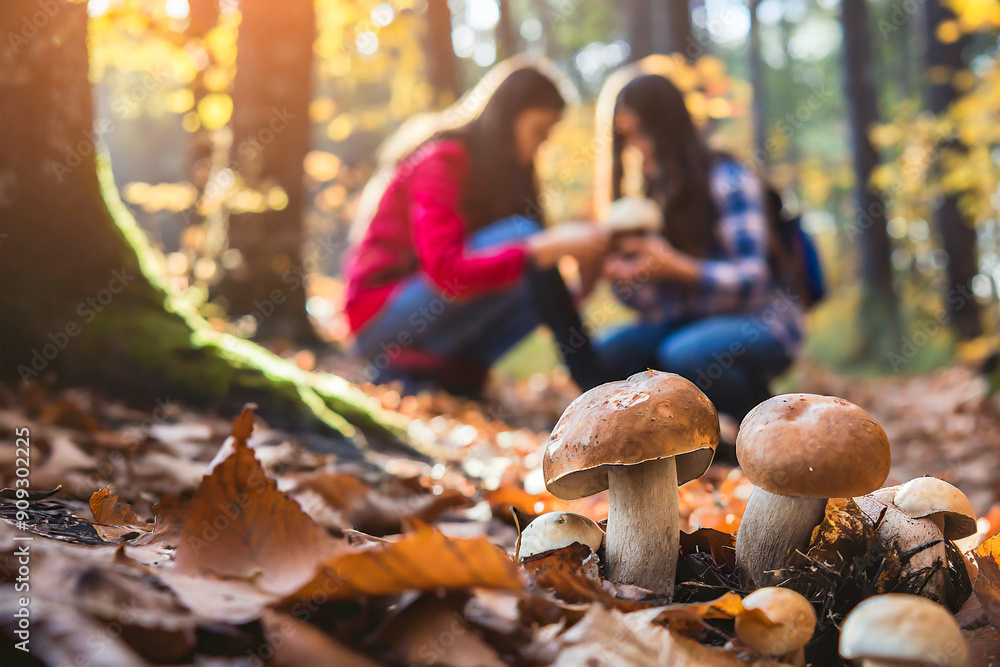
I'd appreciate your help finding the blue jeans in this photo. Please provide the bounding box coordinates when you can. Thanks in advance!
[355,216,541,370]
[595,314,792,418]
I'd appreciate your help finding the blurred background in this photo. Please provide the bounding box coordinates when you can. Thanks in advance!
[85,0,1000,379]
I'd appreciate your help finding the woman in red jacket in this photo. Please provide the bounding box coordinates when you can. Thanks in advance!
[344,67,608,394]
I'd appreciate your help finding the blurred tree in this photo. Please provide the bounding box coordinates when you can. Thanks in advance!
[925,0,980,339]
[497,0,519,59]
[214,0,317,343]
[0,1,397,446]
[748,0,766,164]
[425,0,461,107]
[653,0,693,59]
[628,0,654,61]
[840,0,900,353]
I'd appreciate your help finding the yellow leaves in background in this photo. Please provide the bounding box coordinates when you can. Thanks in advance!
[310,97,338,123]
[304,151,342,182]
[122,181,198,213]
[935,19,962,44]
[327,113,356,141]
[946,0,1000,32]
[197,93,233,130]
[166,88,195,114]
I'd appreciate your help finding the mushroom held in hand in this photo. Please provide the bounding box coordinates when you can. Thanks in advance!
[839,594,968,667]
[735,587,816,666]
[516,512,604,561]
[854,477,976,605]
[543,370,719,598]
[735,394,890,588]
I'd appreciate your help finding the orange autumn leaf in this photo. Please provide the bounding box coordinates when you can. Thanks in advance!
[89,485,143,527]
[172,405,342,595]
[972,532,1000,630]
[286,520,520,601]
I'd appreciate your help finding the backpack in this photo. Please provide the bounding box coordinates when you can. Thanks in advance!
[764,187,826,309]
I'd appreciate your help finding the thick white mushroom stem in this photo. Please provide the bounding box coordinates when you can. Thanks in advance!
[854,495,949,604]
[735,488,828,588]
[605,457,679,598]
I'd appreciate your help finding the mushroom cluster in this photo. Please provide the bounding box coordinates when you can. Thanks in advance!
[735,394,891,587]
[542,370,719,598]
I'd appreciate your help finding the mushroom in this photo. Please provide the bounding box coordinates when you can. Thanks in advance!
[735,394,890,588]
[854,477,976,604]
[543,370,719,598]
[516,511,605,561]
[839,594,968,667]
[602,196,664,233]
[735,587,815,666]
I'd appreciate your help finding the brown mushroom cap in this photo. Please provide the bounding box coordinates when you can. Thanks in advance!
[543,370,719,500]
[737,394,890,498]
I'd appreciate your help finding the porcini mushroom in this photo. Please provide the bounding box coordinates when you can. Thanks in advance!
[543,370,719,598]
[735,587,816,666]
[516,511,605,561]
[735,394,890,588]
[854,477,976,605]
[839,594,968,667]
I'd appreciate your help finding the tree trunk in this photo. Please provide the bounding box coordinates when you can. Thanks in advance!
[628,0,654,62]
[0,1,401,450]
[425,0,461,107]
[652,0,692,59]
[748,0,767,165]
[496,0,518,60]
[925,0,980,339]
[841,0,900,354]
[213,0,317,342]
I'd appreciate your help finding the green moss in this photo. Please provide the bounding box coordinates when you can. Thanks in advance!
[91,151,405,441]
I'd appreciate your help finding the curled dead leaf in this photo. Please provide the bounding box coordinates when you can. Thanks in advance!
[172,405,343,595]
[285,520,520,601]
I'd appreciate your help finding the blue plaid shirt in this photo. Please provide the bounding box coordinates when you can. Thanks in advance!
[615,160,804,355]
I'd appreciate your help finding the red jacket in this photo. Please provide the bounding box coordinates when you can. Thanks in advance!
[344,140,529,333]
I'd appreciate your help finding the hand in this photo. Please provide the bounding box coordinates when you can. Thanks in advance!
[603,236,701,284]
[529,222,609,269]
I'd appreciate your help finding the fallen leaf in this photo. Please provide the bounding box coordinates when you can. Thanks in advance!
[90,485,145,527]
[286,520,520,601]
[973,532,1000,629]
[172,406,342,595]
[522,541,657,611]
[369,593,506,667]
[261,610,381,667]
[290,471,472,536]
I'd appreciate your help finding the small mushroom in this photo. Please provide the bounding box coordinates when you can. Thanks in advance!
[735,394,890,588]
[543,370,719,598]
[516,511,604,560]
[854,477,976,604]
[839,594,968,667]
[735,587,815,666]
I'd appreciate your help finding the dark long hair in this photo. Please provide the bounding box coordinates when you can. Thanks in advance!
[443,67,565,228]
[612,74,718,257]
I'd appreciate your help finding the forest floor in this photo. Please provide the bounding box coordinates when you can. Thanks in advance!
[2,359,1000,665]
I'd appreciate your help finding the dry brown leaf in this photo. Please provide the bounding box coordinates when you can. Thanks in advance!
[262,610,381,667]
[172,405,343,595]
[369,593,506,667]
[679,528,737,568]
[286,520,520,601]
[972,532,1000,629]
[290,471,472,536]
[90,485,144,527]
[522,541,657,611]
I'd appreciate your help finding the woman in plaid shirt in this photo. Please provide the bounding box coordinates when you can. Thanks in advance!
[597,74,804,421]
